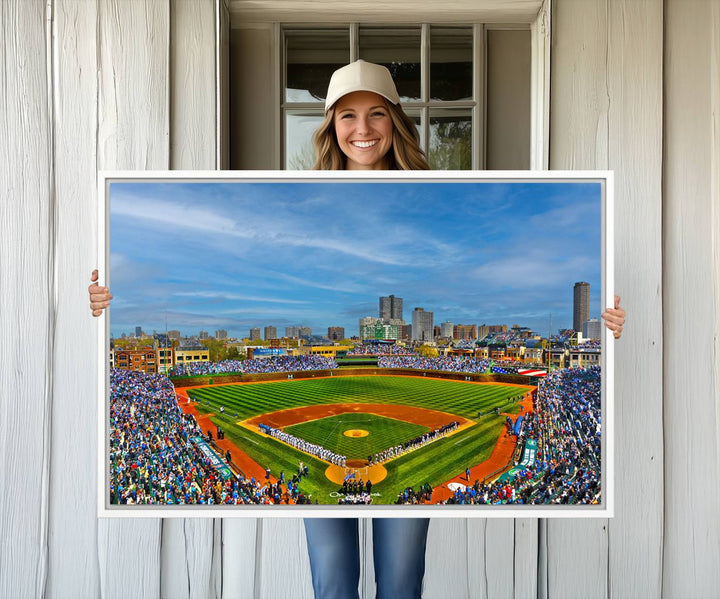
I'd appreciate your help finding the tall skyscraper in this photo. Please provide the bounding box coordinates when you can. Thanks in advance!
[215,329,228,340]
[249,327,261,341]
[135,326,142,337]
[379,294,403,321]
[412,307,433,342]
[264,326,277,340]
[573,282,590,332]
[285,326,310,338]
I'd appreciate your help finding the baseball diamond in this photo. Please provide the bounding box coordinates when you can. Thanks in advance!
[179,374,533,504]
[284,413,431,459]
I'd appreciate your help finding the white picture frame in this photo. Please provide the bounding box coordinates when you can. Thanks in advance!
[97,170,613,518]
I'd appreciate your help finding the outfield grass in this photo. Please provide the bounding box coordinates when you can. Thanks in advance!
[188,375,525,420]
[285,413,429,460]
[188,376,527,504]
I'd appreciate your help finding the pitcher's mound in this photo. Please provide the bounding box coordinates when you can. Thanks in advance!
[343,429,369,437]
[325,462,388,485]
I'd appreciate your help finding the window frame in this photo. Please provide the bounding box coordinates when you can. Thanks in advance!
[229,2,551,171]
[281,23,487,170]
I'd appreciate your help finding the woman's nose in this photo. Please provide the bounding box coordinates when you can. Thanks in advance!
[355,115,370,134]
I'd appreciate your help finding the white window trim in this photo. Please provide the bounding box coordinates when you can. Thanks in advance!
[530,0,551,169]
[228,1,544,25]
[238,1,551,170]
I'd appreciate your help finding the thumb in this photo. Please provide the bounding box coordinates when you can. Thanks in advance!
[614,295,621,310]
[91,269,98,283]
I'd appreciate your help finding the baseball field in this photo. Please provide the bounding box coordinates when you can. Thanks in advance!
[182,374,533,505]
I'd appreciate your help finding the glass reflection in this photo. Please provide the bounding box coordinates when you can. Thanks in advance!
[286,30,350,103]
[285,112,324,170]
[430,27,473,101]
[359,28,421,102]
[429,110,472,170]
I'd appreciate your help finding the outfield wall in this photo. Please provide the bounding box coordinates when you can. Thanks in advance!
[171,368,538,388]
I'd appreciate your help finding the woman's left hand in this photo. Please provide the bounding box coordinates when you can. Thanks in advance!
[601,295,625,339]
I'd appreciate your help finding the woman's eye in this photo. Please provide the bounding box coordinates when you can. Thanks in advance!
[371,111,387,117]
[340,113,354,119]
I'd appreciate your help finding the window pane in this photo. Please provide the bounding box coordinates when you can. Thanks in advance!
[402,109,423,149]
[430,27,473,101]
[286,30,350,103]
[285,112,324,170]
[429,109,472,170]
[359,28,421,102]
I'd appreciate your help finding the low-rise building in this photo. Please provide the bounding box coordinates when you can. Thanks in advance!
[114,348,157,374]
[175,339,210,367]
[453,324,477,340]
[522,347,544,364]
[568,346,602,368]
[328,326,345,341]
[549,347,569,369]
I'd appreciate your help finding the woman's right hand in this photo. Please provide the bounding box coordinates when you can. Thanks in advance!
[89,269,113,316]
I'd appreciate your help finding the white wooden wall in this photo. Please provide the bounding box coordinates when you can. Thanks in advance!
[1,0,718,597]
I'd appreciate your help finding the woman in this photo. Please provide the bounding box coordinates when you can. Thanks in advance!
[89,60,626,599]
[302,60,432,599]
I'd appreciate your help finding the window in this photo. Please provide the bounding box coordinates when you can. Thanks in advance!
[229,19,537,170]
[283,25,482,170]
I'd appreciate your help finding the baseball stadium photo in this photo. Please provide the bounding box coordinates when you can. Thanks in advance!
[103,175,609,513]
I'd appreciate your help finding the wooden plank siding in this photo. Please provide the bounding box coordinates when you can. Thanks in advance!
[605,1,664,597]
[2,0,718,597]
[549,3,664,598]
[663,1,720,596]
[47,1,101,597]
[95,1,169,597]
[162,2,220,599]
[549,3,611,593]
[0,2,53,598]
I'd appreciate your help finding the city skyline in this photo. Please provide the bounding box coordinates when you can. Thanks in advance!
[109,180,603,339]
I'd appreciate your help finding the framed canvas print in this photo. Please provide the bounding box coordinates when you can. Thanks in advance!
[97,170,614,518]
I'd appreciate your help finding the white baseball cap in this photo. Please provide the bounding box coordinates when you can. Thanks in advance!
[324,60,400,112]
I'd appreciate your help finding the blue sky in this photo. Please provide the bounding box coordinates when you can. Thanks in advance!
[109,180,603,339]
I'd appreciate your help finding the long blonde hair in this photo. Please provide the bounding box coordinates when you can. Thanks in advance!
[312,100,430,171]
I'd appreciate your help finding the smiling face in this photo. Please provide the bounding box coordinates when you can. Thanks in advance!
[333,91,394,170]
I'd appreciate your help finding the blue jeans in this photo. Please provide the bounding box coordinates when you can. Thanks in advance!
[304,518,430,599]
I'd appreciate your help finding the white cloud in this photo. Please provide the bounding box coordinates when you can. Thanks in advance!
[112,197,243,235]
[173,290,309,304]
[471,250,597,290]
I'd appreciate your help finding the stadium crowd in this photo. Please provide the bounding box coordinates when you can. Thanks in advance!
[169,359,244,376]
[109,369,272,505]
[395,483,434,504]
[169,355,336,377]
[378,355,491,373]
[395,366,601,506]
[378,354,546,376]
[577,339,601,349]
